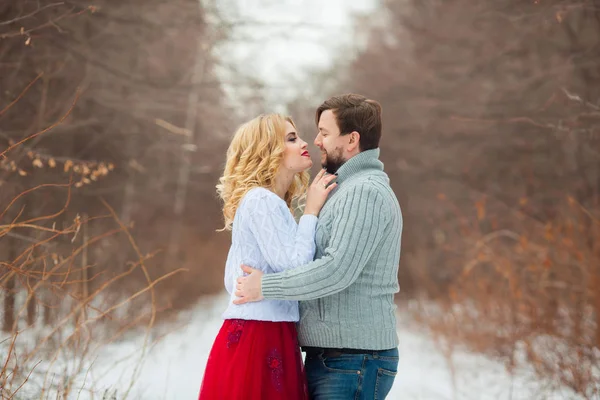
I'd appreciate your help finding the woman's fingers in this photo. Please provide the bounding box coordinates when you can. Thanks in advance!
[326,182,338,193]
[312,168,327,185]
[314,170,337,189]
[317,174,337,189]
[322,174,337,185]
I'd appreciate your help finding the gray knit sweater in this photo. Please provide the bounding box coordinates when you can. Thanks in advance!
[262,148,402,350]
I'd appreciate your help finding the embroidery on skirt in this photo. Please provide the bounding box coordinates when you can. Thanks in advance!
[267,348,284,392]
[226,319,246,348]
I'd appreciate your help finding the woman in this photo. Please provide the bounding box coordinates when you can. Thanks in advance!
[198,114,337,399]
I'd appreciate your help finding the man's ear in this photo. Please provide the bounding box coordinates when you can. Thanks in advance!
[347,131,361,152]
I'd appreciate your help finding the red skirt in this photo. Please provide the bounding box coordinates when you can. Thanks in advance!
[198,319,309,400]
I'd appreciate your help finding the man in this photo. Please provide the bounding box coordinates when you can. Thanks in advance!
[234,93,403,399]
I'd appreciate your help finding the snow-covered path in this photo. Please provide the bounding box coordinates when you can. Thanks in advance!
[72,294,582,399]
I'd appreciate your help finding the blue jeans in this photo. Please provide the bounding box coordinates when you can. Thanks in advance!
[304,348,399,399]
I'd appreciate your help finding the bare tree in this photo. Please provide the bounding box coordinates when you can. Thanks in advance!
[301,0,600,396]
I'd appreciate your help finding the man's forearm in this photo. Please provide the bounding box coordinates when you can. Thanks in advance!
[261,221,386,300]
[261,254,350,301]
[261,183,390,301]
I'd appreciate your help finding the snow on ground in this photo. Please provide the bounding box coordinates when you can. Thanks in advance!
[3,293,586,399]
[76,293,584,400]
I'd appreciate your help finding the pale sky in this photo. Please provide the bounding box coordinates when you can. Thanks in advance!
[216,0,378,108]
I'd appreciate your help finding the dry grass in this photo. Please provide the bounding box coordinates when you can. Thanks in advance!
[0,104,187,397]
[410,196,600,399]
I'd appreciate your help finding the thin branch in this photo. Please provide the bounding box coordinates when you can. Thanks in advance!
[449,115,560,130]
[0,6,89,39]
[0,2,65,26]
[562,87,600,111]
[0,182,71,221]
[3,231,56,247]
[6,360,42,400]
[0,72,43,118]
[154,118,192,136]
[0,88,82,159]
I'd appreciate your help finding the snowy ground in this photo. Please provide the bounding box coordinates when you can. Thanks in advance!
[71,293,583,400]
[3,293,586,399]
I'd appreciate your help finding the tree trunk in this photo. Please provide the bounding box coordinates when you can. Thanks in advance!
[26,290,36,326]
[2,237,17,332]
[166,21,211,263]
[43,295,53,326]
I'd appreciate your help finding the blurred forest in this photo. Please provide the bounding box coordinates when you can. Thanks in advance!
[0,0,241,395]
[1,0,600,398]
[311,0,600,396]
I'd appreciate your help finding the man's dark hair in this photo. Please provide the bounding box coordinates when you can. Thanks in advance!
[315,93,383,151]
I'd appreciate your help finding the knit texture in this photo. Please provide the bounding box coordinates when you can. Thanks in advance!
[222,187,318,322]
[262,149,403,350]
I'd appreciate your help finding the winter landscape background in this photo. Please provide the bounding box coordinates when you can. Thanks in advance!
[2,0,600,398]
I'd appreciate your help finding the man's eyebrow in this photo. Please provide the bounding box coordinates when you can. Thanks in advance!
[319,127,329,133]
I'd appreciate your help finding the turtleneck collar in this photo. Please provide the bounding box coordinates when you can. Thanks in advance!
[334,148,383,184]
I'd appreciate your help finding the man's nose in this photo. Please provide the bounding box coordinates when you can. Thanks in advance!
[314,134,322,147]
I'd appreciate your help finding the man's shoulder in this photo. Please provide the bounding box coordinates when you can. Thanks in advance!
[344,173,391,196]
[338,174,400,216]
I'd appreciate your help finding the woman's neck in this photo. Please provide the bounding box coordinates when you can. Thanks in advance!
[272,170,294,200]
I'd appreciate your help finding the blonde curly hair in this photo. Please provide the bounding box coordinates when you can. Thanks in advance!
[216,114,310,231]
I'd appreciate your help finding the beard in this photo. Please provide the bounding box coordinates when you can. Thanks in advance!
[321,147,345,175]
